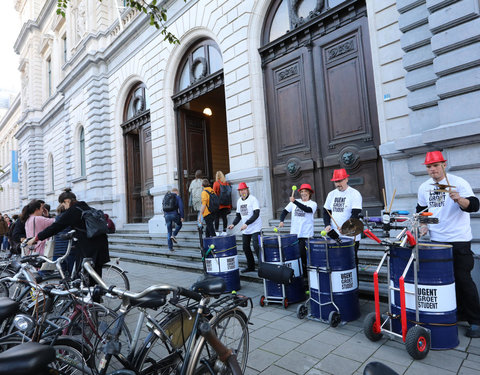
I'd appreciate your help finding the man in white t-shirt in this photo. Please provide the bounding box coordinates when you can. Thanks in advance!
[279,183,317,275]
[323,169,363,265]
[417,150,480,338]
[228,182,262,273]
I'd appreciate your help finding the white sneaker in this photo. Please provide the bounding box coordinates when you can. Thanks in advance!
[220,232,228,236]
[215,232,220,236]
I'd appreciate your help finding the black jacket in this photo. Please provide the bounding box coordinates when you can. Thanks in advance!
[37,201,110,266]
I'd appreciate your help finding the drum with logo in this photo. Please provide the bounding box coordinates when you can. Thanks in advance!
[308,237,360,322]
[203,235,240,293]
[261,234,305,306]
[389,242,458,349]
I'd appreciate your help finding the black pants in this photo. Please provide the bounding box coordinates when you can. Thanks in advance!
[298,238,307,276]
[243,232,260,269]
[354,241,360,266]
[214,208,229,232]
[435,241,480,325]
[204,214,216,238]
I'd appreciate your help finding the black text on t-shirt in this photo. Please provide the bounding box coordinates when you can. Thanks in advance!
[333,197,346,212]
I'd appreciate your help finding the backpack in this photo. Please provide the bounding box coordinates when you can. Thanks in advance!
[105,215,116,234]
[76,206,109,239]
[218,183,232,206]
[162,192,178,212]
[206,190,220,214]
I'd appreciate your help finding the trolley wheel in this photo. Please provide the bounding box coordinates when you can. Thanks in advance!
[296,304,308,319]
[328,311,341,328]
[405,326,430,360]
[364,312,384,342]
[283,298,288,309]
[259,295,266,307]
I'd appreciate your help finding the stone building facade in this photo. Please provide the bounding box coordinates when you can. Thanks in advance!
[9,0,480,250]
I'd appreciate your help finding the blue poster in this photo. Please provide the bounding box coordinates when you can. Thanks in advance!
[11,150,18,183]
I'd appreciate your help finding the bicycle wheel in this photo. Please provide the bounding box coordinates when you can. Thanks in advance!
[51,337,95,374]
[66,304,131,371]
[186,308,249,375]
[134,308,197,375]
[101,263,130,311]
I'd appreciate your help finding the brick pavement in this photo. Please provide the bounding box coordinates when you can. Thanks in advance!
[118,261,480,375]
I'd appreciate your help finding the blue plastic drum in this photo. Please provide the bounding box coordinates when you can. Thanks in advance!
[308,237,360,322]
[262,234,305,304]
[203,235,240,292]
[390,243,457,350]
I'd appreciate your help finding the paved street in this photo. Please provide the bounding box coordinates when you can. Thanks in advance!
[118,261,480,375]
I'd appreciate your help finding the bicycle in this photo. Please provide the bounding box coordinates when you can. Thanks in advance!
[81,259,251,375]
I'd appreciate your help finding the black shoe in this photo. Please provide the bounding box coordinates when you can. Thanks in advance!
[241,267,255,274]
[466,325,480,338]
[171,236,178,244]
[169,248,174,252]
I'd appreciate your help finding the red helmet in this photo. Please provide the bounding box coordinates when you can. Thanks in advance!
[237,182,249,190]
[299,183,314,194]
[331,168,349,182]
[423,151,446,165]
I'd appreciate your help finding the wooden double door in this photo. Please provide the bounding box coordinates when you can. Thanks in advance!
[263,14,384,216]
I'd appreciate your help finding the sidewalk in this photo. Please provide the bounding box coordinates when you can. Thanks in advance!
[120,261,480,375]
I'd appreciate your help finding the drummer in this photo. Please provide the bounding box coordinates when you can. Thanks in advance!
[279,183,317,276]
[417,150,480,338]
[323,168,363,265]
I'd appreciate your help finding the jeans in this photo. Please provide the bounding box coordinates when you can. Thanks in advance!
[243,232,260,269]
[214,208,229,232]
[165,212,182,249]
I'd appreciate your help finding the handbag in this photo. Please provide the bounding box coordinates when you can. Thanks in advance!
[40,238,56,271]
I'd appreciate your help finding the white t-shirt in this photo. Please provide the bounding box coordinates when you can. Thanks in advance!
[284,199,317,238]
[324,186,362,241]
[418,174,474,242]
[236,195,262,235]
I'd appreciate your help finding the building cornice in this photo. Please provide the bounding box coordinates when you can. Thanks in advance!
[0,94,21,132]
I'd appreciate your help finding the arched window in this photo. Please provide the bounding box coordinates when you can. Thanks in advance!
[48,154,54,191]
[22,161,28,196]
[263,0,348,45]
[79,126,86,176]
[124,83,149,121]
[175,40,223,92]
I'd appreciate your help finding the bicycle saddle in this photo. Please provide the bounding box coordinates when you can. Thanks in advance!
[130,290,168,309]
[191,275,226,296]
[0,342,55,375]
[363,362,399,375]
[0,297,19,322]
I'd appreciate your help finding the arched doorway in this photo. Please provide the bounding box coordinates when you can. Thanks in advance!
[261,0,384,216]
[121,82,154,223]
[172,39,229,221]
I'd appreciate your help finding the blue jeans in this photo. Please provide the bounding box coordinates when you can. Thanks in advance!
[165,212,182,249]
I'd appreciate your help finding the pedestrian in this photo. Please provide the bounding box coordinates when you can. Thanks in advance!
[6,214,19,256]
[43,204,51,218]
[23,199,55,255]
[162,188,184,251]
[104,213,116,234]
[228,182,262,273]
[52,204,75,274]
[213,171,232,236]
[0,214,8,251]
[279,183,317,274]
[323,168,363,265]
[2,215,11,250]
[189,170,204,224]
[12,206,27,251]
[27,188,110,285]
[199,180,217,238]
[417,151,480,338]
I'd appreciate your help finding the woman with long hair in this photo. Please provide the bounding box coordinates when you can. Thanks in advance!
[213,171,232,235]
[23,199,54,255]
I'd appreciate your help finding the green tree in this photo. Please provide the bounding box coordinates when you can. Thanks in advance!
[57,0,186,44]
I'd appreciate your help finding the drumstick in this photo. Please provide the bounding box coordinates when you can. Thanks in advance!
[291,185,297,198]
[441,165,451,192]
[388,188,396,214]
[382,188,388,212]
[326,209,341,229]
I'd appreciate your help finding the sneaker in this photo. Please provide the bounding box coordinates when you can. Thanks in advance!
[220,232,228,236]
[241,267,255,273]
[171,236,178,244]
[466,324,480,338]
[215,232,220,236]
[169,247,174,252]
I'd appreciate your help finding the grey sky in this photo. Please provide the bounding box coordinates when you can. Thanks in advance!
[0,1,21,93]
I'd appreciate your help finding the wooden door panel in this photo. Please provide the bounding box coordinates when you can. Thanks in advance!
[140,125,154,221]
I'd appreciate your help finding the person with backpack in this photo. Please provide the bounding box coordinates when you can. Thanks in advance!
[213,171,232,236]
[162,188,184,251]
[23,200,55,255]
[28,188,110,282]
[199,179,218,238]
[228,182,262,273]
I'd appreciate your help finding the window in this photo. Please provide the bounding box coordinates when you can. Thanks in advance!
[22,162,28,196]
[62,34,67,63]
[48,154,54,191]
[47,57,52,96]
[175,40,223,92]
[79,127,86,176]
[124,83,149,121]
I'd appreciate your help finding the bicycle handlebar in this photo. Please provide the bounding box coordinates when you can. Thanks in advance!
[82,260,202,302]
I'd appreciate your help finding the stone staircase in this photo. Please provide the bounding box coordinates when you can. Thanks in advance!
[108,220,390,297]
